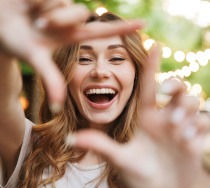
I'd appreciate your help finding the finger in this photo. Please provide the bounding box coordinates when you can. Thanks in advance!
[173,112,209,143]
[41,0,71,10]
[137,46,162,138]
[72,130,124,166]
[141,45,160,108]
[28,0,71,12]
[177,115,210,155]
[35,4,89,29]
[195,113,210,134]
[27,0,42,7]
[139,110,166,140]
[179,113,209,145]
[178,95,200,115]
[70,20,145,43]
[168,97,199,127]
[27,48,66,112]
[158,78,187,107]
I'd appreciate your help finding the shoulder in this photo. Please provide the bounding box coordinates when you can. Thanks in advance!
[0,118,34,188]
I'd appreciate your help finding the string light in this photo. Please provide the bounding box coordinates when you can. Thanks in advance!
[193,84,202,94]
[143,39,155,50]
[204,49,210,59]
[186,52,196,63]
[174,51,185,62]
[196,51,209,66]
[162,47,172,58]
[144,37,210,100]
[184,81,192,91]
[189,61,199,72]
[95,7,108,16]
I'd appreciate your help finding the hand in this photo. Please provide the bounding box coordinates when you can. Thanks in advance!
[0,0,144,108]
[69,47,209,188]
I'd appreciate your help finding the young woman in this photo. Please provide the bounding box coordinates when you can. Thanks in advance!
[17,12,148,187]
[0,0,210,188]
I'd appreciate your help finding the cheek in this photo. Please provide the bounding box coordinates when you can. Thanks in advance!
[118,65,136,89]
[69,67,91,107]
[69,70,84,99]
[69,67,87,90]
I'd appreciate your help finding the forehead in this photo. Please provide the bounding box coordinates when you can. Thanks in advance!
[79,35,123,49]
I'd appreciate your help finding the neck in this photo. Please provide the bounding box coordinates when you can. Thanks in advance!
[78,150,105,166]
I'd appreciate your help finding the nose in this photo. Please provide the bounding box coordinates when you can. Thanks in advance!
[90,66,111,79]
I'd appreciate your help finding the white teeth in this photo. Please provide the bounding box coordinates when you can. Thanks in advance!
[86,88,116,95]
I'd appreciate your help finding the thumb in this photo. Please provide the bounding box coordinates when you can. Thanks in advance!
[141,45,160,109]
[72,130,123,166]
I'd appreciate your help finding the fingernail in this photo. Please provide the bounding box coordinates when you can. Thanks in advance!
[156,93,172,108]
[34,17,48,29]
[158,81,174,95]
[65,133,76,147]
[183,126,197,140]
[170,107,186,125]
[49,102,62,114]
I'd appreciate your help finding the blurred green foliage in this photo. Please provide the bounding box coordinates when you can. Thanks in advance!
[75,0,210,97]
[74,0,203,49]
[22,0,210,97]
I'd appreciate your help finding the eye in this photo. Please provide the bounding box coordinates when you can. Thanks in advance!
[78,57,93,65]
[109,57,125,64]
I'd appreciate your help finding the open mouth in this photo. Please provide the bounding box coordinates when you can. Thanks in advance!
[84,88,117,104]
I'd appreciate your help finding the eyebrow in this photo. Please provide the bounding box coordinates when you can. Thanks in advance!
[80,45,93,50]
[107,44,125,50]
[80,44,125,51]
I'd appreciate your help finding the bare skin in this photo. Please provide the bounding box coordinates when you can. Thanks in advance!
[1,1,209,187]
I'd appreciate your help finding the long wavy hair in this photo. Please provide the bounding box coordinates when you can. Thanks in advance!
[18,12,148,187]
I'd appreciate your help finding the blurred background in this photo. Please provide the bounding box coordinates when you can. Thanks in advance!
[21,0,210,122]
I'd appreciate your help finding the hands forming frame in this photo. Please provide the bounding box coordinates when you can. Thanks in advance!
[1,1,210,187]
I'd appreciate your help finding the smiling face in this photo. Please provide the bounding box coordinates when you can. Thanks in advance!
[69,35,136,130]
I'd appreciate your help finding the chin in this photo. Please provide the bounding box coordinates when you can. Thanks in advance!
[87,117,115,130]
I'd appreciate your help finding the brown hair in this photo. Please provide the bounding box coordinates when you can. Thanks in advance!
[18,12,147,187]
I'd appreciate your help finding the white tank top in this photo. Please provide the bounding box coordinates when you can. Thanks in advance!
[0,119,109,188]
[42,162,108,188]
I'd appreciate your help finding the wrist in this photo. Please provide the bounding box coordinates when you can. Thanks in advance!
[0,39,14,59]
[0,45,14,61]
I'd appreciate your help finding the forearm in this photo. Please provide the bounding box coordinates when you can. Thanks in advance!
[0,53,22,110]
[0,51,25,145]
[0,0,28,175]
